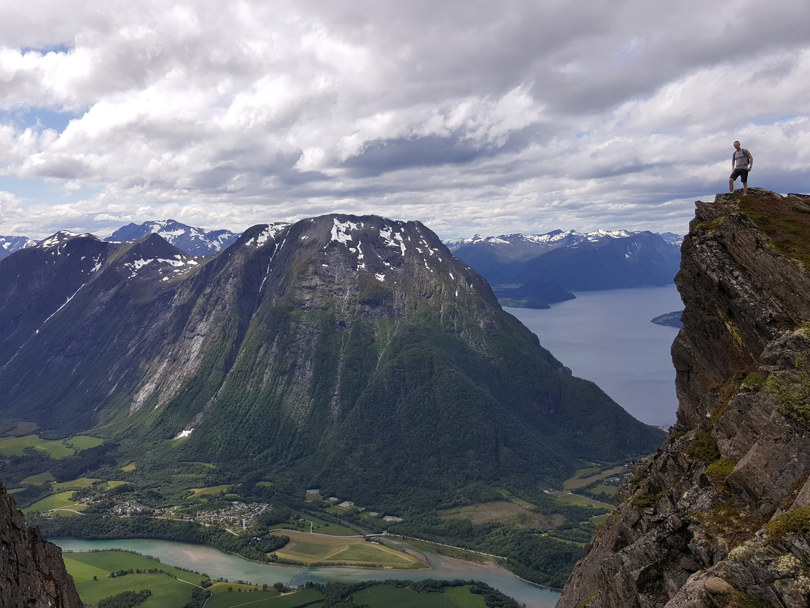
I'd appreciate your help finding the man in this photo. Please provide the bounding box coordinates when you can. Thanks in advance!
[729,140,753,195]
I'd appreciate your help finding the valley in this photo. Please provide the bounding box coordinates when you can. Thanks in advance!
[0,418,630,604]
[0,213,668,606]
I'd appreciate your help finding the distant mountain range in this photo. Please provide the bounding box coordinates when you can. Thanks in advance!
[0,235,36,261]
[1,222,683,309]
[0,215,663,510]
[446,230,682,308]
[107,219,239,256]
[0,219,238,262]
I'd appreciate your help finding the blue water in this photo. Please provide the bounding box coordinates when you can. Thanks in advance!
[54,537,560,607]
[507,285,683,428]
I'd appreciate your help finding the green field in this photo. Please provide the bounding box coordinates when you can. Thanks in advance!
[189,484,234,497]
[63,550,208,608]
[62,551,490,608]
[0,433,102,458]
[354,584,487,607]
[22,490,86,514]
[20,471,55,486]
[205,587,324,608]
[552,490,614,511]
[563,465,627,490]
[0,435,75,458]
[297,512,359,536]
[274,530,422,568]
[67,435,105,450]
[53,477,100,491]
[326,543,416,567]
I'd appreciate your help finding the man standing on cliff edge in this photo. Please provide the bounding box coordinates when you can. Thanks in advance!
[729,140,753,195]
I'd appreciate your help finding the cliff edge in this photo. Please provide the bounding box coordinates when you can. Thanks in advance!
[558,189,810,607]
[0,482,83,607]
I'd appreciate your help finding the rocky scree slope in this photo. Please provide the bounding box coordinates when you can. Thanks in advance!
[0,482,83,607]
[0,214,662,507]
[557,189,810,608]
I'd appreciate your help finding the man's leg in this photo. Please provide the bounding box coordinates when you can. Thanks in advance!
[742,170,748,195]
[729,178,735,193]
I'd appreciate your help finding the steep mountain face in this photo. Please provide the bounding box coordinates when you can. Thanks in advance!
[447,230,681,308]
[558,189,810,607]
[0,482,83,607]
[107,219,239,255]
[0,235,35,262]
[0,214,662,506]
[0,232,120,366]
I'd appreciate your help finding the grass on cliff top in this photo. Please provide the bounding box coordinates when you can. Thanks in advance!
[739,191,810,269]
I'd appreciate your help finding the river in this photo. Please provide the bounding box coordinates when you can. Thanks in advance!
[54,537,561,607]
[506,284,683,428]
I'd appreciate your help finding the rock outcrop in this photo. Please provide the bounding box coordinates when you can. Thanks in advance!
[558,189,810,607]
[0,482,83,607]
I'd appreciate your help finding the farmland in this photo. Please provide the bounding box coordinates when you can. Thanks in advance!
[273,529,423,568]
[63,550,211,608]
[61,549,517,607]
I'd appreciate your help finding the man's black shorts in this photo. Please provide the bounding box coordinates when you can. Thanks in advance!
[730,168,749,183]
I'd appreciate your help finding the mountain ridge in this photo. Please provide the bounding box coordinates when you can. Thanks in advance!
[446,229,681,308]
[557,189,810,607]
[0,213,663,511]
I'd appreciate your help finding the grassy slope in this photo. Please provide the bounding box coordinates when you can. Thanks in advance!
[738,190,810,269]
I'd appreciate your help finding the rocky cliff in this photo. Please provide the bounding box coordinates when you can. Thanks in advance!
[558,189,810,607]
[0,482,83,607]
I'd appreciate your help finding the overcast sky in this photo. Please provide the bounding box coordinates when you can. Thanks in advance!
[1,0,808,240]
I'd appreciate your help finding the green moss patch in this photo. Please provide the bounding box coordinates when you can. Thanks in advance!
[765,505,810,538]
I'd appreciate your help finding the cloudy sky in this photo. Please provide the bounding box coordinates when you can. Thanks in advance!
[1,0,808,241]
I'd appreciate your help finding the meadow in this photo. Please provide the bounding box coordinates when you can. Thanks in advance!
[22,490,86,515]
[353,583,488,607]
[273,530,423,568]
[63,550,210,608]
[562,465,627,491]
[62,550,507,608]
[0,433,103,458]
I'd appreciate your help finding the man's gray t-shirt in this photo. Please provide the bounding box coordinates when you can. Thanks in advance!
[733,149,751,169]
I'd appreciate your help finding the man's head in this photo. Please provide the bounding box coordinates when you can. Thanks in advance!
[733,141,741,150]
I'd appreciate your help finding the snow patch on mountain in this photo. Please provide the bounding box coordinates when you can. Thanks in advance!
[244,223,289,248]
[123,256,199,278]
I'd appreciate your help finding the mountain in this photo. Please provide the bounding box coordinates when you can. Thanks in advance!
[0,235,36,262]
[558,189,810,607]
[0,214,663,508]
[0,481,83,607]
[107,219,239,256]
[446,230,681,308]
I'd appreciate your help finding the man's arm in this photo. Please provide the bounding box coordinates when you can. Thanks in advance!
[746,151,753,169]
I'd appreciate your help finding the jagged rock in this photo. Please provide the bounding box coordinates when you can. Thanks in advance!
[557,189,810,607]
[0,482,83,607]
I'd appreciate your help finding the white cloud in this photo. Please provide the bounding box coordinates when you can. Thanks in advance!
[0,0,809,240]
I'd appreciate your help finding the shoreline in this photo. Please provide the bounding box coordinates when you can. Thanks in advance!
[52,536,561,608]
